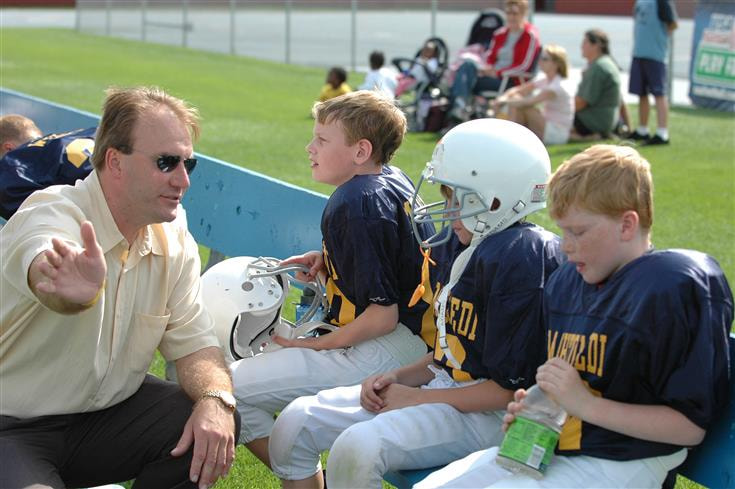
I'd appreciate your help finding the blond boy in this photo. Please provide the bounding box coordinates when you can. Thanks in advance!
[230,91,436,468]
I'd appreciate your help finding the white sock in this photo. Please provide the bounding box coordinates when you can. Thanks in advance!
[635,127,649,136]
[656,128,669,140]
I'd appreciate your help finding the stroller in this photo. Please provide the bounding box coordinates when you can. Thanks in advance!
[466,8,506,49]
[393,9,508,133]
[391,36,450,132]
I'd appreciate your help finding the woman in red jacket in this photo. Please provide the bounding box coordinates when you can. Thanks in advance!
[449,0,540,121]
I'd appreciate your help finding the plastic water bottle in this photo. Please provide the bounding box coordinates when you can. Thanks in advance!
[496,384,567,479]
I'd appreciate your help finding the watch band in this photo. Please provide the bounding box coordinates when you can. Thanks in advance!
[200,390,236,412]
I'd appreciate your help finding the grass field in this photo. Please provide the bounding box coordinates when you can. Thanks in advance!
[2,27,732,489]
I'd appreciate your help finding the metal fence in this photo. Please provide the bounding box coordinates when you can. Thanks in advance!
[74,0,526,72]
[74,0,691,89]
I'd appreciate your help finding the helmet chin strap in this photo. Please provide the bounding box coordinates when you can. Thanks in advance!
[435,244,476,370]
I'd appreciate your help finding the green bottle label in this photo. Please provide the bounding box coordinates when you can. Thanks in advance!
[497,416,560,474]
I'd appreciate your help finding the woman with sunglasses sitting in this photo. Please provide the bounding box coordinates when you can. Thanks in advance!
[491,44,574,145]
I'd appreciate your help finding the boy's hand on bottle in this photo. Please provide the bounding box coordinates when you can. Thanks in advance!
[502,388,528,432]
[536,357,593,420]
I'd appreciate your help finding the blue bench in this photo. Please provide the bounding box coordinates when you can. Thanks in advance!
[385,332,735,489]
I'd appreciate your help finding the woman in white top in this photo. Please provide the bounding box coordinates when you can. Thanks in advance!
[492,44,574,145]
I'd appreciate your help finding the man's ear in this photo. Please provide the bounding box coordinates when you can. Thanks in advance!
[105,147,123,177]
[620,210,640,241]
[353,138,374,166]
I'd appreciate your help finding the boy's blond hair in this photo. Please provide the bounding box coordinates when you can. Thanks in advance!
[311,91,406,165]
[548,144,653,230]
[0,114,41,147]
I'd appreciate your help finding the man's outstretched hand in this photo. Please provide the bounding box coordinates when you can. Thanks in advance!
[33,220,106,308]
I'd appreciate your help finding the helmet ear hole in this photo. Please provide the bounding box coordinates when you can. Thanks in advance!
[490,198,501,211]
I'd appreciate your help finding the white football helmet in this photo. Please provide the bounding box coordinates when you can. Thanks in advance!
[411,118,551,248]
[201,256,331,364]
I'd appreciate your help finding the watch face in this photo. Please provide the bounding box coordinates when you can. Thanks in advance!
[220,391,236,408]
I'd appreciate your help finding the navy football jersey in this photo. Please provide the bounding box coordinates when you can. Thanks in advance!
[546,249,733,460]
[433,222,564,387]
[320,165,439,346]
[0,127,95,220]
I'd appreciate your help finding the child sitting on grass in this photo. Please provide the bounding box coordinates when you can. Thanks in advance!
[319,66,351,102]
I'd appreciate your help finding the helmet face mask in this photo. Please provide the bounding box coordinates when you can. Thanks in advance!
[410,119,551,248]
[201,256,328,363]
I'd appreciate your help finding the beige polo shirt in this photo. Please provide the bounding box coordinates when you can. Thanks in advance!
[0,171,219,418]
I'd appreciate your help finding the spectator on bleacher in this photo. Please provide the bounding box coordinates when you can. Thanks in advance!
[448,0,541,122]
[0,86,239,489]
[571,29,621,140]
[359,50,398,98]
[0,114,41,157]
[492,44,574,145]
[319,66,352,102]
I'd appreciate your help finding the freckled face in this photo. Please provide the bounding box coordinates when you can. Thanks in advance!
[555,206,627,284]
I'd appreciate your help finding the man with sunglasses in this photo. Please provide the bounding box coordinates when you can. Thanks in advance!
[0,86,239,489]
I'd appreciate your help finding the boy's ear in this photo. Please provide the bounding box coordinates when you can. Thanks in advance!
[353,138,374,165]
[619,210,640,241]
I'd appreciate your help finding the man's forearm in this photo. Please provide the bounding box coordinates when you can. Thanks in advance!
[175,346,233,401]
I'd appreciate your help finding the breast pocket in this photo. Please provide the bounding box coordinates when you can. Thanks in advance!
[127,312,171,374]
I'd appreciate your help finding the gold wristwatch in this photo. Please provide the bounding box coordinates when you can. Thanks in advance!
[200,390,237,412]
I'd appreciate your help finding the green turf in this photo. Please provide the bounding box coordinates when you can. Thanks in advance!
[1,27,730,488]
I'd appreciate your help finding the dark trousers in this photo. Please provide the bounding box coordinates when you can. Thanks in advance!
[0,375,241,489]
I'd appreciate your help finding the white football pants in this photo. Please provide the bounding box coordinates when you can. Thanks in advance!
[269,367,505,488]
[231,323,426,443]
[414,446,688,489]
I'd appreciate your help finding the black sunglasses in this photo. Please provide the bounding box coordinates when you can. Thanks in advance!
[156,154,197,175]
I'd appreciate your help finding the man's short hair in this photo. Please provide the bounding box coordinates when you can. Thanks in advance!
[91,86,200,171]
[0,114,41,150]
[548,144,653,230]
[311,91,406,165]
